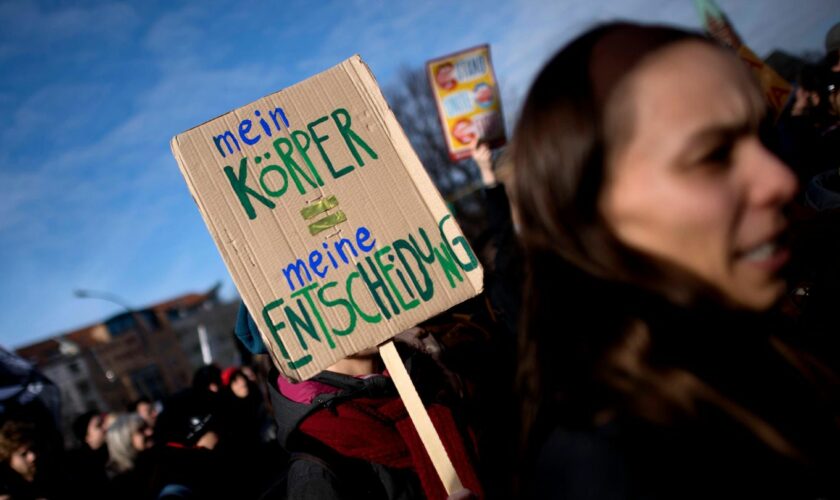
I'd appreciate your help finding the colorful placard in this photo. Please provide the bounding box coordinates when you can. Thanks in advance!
[427,45,506,162]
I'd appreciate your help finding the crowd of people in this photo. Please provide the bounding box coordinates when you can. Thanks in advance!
[2,19,840,500]
[0,362,284,499]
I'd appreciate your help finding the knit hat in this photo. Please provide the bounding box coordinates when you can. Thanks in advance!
[220,367,239,387]
[826,22,840,53]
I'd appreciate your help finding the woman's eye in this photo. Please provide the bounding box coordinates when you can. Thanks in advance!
[701,143,733,166]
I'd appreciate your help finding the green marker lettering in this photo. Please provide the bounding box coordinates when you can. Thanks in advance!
[434,243,463,288]
[273,137,323,195]
[291,130,318,175]
[358,258,399,319]
[331,108,378,169]
[394,238,434,302]
[292,282,334,349]
[285,297,320,350]
[317,281,357,336]
[259,164,289,197]
[410,228,436,265]
[346,271,381,323]
[262,299,311,370]
[375,245,419,312]
[439,214,479,271]
[224,158,275,220]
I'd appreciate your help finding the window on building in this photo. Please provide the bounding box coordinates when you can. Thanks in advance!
[105,313,136,337]
[106,310,162,336]
[167,308,185,321]
[139,310,161,331]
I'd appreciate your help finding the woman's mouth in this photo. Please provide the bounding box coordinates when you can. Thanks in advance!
[738,237,790,271]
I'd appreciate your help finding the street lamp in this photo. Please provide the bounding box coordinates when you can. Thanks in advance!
[73,288,151,349]
[74,288,156,399]
[73,289,135,312]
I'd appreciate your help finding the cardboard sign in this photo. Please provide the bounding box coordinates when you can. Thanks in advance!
[171,56,483,381]
[427,45,506,162]
[695,0,792,114]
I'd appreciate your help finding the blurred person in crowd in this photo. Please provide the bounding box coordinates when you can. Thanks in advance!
[462,139,522,498]
[222,367,250,400]
[65,411,111,498]
[72,411,108,454]
[235,306,483,499]
[191,365,223,423]
[143,386,236,499]
[800,66,840,212]
[0,420,60,499]
[218,367,264,450]
[510,22,840,499]
[193,365,222,396]
[106,412,154,498]
[239,364,258,383]
[0,349,62,457]
[129,397,158,429]
[470,138,522,337]
[214,367,279,498]
[106,413,152,474]
[777,63,840,192]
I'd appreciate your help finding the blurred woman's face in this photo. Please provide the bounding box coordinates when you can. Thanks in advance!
[86,414,107,450]
[9,445,36,482]
[131,423,153,452]
[231,375,249,399]
[600,41,797,310]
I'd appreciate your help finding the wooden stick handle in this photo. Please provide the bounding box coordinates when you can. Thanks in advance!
[379,340,463,495]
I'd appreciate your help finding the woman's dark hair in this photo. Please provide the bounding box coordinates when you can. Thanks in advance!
[512,21,705,433]
[0,421,36,463]
[192,364,222,393]
[72,410,99,445]
[510,23,708,288]
[509,22,815,461]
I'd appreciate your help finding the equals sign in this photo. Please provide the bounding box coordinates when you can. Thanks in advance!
[300,195,347,235]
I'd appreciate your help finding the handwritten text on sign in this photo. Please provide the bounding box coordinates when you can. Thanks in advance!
[211,107,478,371]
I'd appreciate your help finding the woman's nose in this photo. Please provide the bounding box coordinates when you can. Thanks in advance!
[743,138,798,207]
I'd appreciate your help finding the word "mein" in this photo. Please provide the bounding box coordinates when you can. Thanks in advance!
[212,107,290,158]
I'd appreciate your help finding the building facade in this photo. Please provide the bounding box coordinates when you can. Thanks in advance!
[15,286,242,444]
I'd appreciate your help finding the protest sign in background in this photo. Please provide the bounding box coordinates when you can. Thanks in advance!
[171,56,483,382]
[427,45,506,162]
[696,0,792,115]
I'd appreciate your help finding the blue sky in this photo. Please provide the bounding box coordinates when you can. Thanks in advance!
[1,0,836,348]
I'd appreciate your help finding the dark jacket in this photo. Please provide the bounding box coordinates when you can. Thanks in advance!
[65,444,112,499]
[528,305,840,500]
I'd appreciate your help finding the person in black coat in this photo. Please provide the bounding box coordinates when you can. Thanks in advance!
[65,411,112,499]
